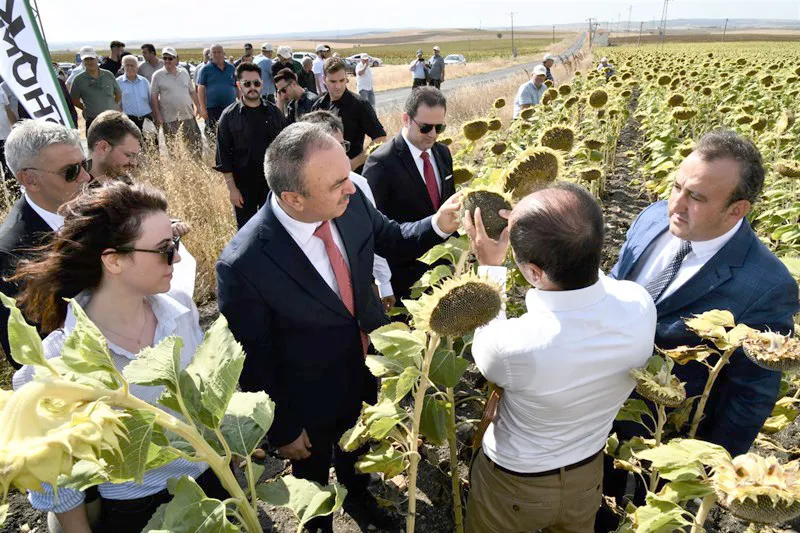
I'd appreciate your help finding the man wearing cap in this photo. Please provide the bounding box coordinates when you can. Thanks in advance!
[409,50,429,88]
[150,47,202,154]
[355,53,375,108]
[70,46,122,134]
[513,65,548,119]
[100,40,126,75]
[596,57,615,79]
[312,44,331,95]
[197,44,237,138]
[271,46,303,79]
[543,53,556,82]
[428,46,446,89]
[138,44,164,82]
[253,44,276,99]
[234,43,253,67]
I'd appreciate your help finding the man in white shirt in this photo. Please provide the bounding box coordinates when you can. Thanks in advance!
[0,120,93,365]
[355,53,375,108]
[409,49,429,88]
[462,181,656,533]
[312,44,330,96]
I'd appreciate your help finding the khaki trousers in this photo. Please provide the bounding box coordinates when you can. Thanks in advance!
[466,450,603,533]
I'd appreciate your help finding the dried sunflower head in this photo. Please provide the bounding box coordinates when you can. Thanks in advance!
[503,146,562,200]
[671,107,698,121]
[558,84,572,96]
[579,168,602,182]
[462,120,490,141]
[667,93,685,107]
[775,161,800,179]
[438,136,453,146]
[519,108,535,120]
[629,355,687,408]
[713,454,800,524]
[411,273,503,337]
[488,118,502,131]
[742,331,800,371]
[539,126,576,152]
[452,165,476,185]
[589,89,608,109]
[493,97,506,109]
[460,187,513,240]
[490,142,507,156]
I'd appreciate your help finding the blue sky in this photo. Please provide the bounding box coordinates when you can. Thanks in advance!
[36,0,799,46]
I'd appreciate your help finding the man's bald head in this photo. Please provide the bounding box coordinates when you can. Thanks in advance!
[509,182,604,290]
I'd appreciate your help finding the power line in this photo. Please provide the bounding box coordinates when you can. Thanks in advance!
[507,11,519,58]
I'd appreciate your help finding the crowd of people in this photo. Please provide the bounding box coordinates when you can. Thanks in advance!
[0,39,796,533]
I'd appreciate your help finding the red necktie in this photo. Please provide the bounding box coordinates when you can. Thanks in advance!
[420,152,441,210]
[314,221,369,355]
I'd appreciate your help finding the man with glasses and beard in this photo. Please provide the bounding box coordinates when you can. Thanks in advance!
[0,120,92,366]
[215,63,287,228]
[274,68,318,124]
[362,86,453,301]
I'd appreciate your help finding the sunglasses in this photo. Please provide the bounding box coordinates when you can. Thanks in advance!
[412,118,446,134]
[276,84,290,95]
[23,160,89,182]
[162,56,175,61]
[240,80,262,88]
[112,236,181,265]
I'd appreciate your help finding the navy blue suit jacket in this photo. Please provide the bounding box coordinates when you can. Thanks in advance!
[611,201,799,455]
[216,188,446,447]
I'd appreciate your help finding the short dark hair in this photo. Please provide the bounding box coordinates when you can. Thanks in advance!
[235,62,262,79]
[87,110,143,151]
[110,40,125,49]
[141,43,156,54]
[273,67,297,86]
[302,110,344,135]
[693,129,764,205]
[244,43,253,48]
[404,86,447,119]
[510,182,604,290]
[323,57,346,76]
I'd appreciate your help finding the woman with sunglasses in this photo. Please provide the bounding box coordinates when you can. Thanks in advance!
[12,181,227,533]
[215,61,287,229]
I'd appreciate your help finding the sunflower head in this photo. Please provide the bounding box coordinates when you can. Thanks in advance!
[657,75,672,86]
[579,168,602,182]
[713,454,800,524]
[438,136,453,146]
[667,93,685,107]
[462,120,490,141]
[742,331,800,371]
[503,146,562,200]
[583,138,605,150]
[539,126,576,152]
[589,89,609,109]
[411,273,503,337]
[775,161,800,179]
[493,97,506,109]
[490,142,507,156]
[629,355,687,408]
[519,107,536,120]
[751,116,768,132]
[564,96,579,108]
[488,118,502,131]
[678,142,695,158]
[452,165,476,185]
[460,187,513,240]
[558,84,572,96]
[671,107,698,121]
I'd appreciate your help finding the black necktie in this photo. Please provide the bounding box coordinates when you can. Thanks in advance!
[645,240,692,302]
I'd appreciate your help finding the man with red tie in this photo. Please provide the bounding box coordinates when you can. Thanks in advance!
[216,122,461,532]
[362,86,454,301]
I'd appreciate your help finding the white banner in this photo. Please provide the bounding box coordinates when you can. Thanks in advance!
[0,0,74,127]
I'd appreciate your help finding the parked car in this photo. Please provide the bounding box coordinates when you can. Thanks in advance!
[57,62,76,76]
[346,54,382,67]
[293,51,317,63]
[444,54,467,65]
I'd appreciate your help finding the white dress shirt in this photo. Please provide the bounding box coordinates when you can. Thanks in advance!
[349,172,392,297]
[14,290,208,512]
[472,266,656,473]
[355,62,374,92]
[401,130,442,195]
[630,219,743,303]
[24,194,64,230]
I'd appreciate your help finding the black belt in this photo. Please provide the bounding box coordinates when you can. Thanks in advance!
[484,448,602,478]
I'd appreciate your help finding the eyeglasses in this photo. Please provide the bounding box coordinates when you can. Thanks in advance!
[276,84,290,95]
[23,160,90,182]
[341,140,351,152]
[162,56,175,61]
[240,80,262,88]
[412,118,446,134]
[110,236,181,266]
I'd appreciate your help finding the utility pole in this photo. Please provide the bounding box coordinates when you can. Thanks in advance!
[587,18,595,49]
[638,21,644,46]
[507,12,519,58]
[722,18,729,42]
[658,0,671,50]
[552,25,556,44]
[627,5,632,33]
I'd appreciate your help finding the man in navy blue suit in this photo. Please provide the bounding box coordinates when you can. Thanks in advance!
[596,129,799,531]
[216,122,461,532]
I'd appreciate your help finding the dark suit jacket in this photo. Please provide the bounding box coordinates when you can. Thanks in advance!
[216,188,446,446]
[0,198,53,366]
[611,201,799,455]
[362,133,454,299]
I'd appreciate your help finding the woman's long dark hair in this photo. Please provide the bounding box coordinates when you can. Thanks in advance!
[12,181,168,333]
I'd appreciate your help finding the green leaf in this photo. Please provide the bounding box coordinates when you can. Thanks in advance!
[412,265,454,293]
[143,476,238,533]
[632,493,691,533]
[369,323,425,369]
[395,366,421,402]
[634,439,730,480]
[58,460,110,491]
[102,408,157,483]
[365,355,404,378]
[420,396,450,446]
[355,442,408,478]
[340,415,370,452]
[364,396,406,428]
[762,397,800,433]
[659,479,714,502]
[218,391,275,457]
[660,345,717,365]
[616,399,655,429]
[429,348,469,389]
[0,503,7,527]
[417,236,469,266]
[60,299,119,381]
[124,335,183,393]
[176,315,247,428]
[257,475,347,529]
[0,293,46,368]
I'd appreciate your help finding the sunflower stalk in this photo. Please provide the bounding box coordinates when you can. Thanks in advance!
[648,404,668,493]
[689,346,737,439]
[690,493,718,533]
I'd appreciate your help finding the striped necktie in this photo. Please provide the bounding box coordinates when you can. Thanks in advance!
[645,240,692,302]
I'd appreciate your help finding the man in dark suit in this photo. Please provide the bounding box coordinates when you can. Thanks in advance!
[362,86,454,301]
[216,122,461,532]
[0,120,92,365]
[597,130,799,531]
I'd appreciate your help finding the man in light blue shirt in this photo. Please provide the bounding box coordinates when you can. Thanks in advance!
[117,55,152,132]
[513,64,548,118]
[254,42,276,99]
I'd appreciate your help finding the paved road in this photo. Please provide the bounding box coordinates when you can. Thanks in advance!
[375,32,586,112]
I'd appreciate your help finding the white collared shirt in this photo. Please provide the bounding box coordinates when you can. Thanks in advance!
[630,219,743,302]
[13,289,207,512]
[472,266,656,473]
[401,130,441,195]
[24,194,64,231]
[349,172,393,298]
